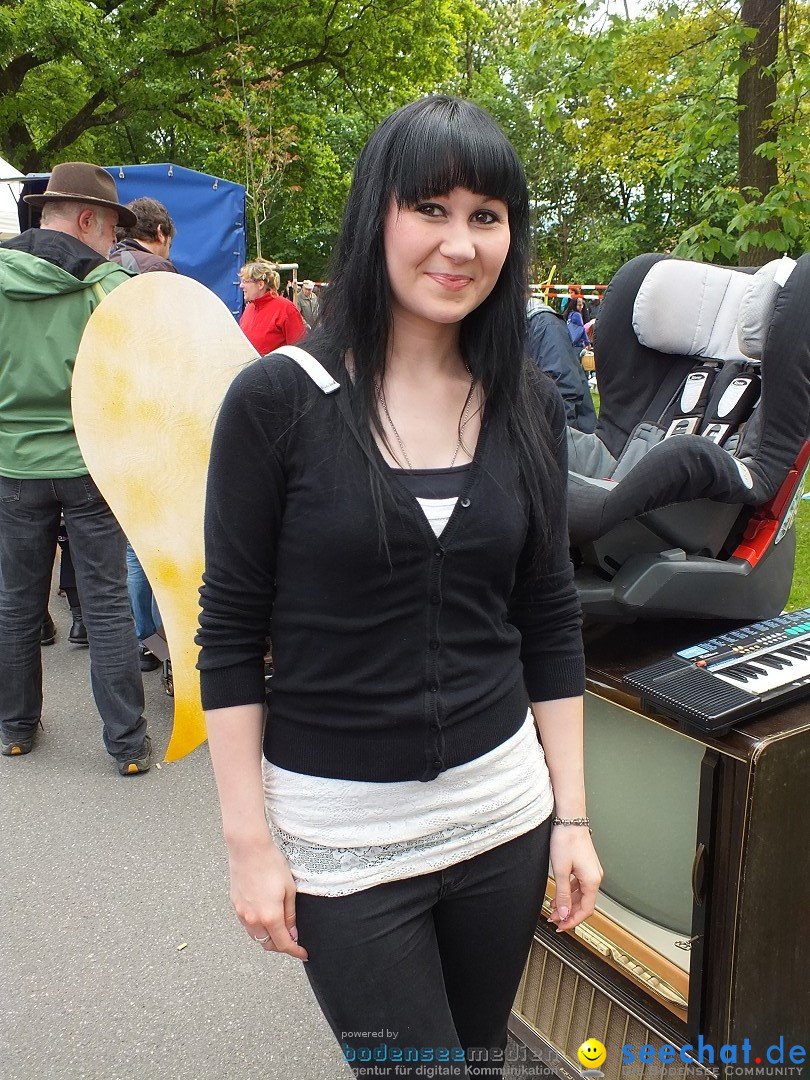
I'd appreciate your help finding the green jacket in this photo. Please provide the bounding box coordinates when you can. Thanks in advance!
[0,229,132,478]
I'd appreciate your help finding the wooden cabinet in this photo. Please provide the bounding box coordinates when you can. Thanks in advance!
[510,621,810,1080]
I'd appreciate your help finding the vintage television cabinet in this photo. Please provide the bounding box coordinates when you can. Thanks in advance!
[510,621,810,1080]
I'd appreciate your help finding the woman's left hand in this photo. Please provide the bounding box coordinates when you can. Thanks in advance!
[546,825,603,933]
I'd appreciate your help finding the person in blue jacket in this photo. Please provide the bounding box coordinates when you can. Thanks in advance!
[527,298,596,433]
[566,295,591,350]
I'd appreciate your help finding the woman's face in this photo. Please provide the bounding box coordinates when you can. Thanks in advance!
[382,187,510,330]
[240,276,267,303]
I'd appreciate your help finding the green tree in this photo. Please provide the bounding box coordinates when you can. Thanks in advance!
[519,0,810,271]
[0,0,464,275]
[1,0,465,170]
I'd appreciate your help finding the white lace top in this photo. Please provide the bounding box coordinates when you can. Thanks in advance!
[263,709,552,896]
[261,497,553,896]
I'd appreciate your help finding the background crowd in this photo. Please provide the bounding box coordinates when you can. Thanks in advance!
[0,163,325,775]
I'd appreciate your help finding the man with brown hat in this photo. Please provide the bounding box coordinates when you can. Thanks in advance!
[0,162,152,774]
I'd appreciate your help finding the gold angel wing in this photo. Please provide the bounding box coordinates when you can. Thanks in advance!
[73,274,257,760]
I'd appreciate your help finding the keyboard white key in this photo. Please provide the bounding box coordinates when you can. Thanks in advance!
[712,644,810,695]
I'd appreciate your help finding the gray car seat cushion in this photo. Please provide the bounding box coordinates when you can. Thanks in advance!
[612,422,666,480]
[633,261,750,362]
[738,256,798,360]
[568,433,759,544]
[566,427,617,478]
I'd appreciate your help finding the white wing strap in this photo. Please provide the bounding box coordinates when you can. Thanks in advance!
[274,345,340,394]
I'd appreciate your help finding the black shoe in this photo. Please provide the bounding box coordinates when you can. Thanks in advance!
[40,615,57,646]
[68,611,88,646]
[139,646,161,672]
[1,732,35,756]
[116,734,152,776]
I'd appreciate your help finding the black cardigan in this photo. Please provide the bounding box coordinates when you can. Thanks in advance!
[197,353,584,783]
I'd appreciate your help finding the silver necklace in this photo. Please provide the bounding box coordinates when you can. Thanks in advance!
[377,366,477,470]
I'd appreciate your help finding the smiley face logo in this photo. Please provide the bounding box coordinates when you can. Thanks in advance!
[577,1039,607,1070]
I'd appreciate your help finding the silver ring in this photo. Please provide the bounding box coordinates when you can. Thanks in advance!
[253,933,271,943]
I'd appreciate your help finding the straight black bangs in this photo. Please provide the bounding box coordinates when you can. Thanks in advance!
[384,98,528,218]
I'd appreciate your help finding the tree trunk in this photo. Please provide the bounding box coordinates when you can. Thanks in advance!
[737,0,781,265]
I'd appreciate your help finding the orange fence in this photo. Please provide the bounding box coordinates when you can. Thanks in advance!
[530,282,609,305]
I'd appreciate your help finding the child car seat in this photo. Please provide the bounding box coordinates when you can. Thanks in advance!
[568,252,810,622]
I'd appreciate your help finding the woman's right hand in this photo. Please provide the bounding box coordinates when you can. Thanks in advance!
[227,836,309,960]
[203,704,307,959]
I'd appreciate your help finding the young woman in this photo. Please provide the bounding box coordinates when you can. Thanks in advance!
[238,260,305,354]
[198,95,602,1078]
[566,295,591,350]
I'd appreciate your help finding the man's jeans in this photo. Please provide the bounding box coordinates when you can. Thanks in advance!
[126,543,161,642]
[0,474,147,758]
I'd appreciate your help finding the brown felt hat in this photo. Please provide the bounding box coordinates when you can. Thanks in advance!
[24,162,137,227]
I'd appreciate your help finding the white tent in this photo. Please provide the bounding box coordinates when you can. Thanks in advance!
[0,155,24,239]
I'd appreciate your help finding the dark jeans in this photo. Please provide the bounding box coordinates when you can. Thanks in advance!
[296,819,551,1079]
[0,474,146,758]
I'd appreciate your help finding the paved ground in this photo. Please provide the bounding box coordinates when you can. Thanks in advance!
[1,600,550,1080]
[0,599,352,1080]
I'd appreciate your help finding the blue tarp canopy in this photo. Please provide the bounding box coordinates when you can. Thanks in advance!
[18,163,246,317]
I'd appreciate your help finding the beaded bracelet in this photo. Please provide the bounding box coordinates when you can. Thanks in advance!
[552,816,592,834]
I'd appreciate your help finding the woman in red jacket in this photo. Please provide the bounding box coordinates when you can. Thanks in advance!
[238,260,305,354]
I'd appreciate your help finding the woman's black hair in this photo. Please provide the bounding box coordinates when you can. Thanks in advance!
[307,94,562,556]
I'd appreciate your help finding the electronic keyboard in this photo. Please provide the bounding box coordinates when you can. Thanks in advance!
[623,608,810,734]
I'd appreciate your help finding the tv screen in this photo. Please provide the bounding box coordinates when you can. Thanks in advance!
[584,692,705,938]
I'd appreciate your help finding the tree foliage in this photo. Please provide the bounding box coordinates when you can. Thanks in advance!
[519,0,810,274]
[0,0,465,271]
[2,0,808,280]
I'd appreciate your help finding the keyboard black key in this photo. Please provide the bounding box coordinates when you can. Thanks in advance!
[779,646,805,660]
[761,654,794,670]
[738,663,768,676]
[756,655,784,670]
